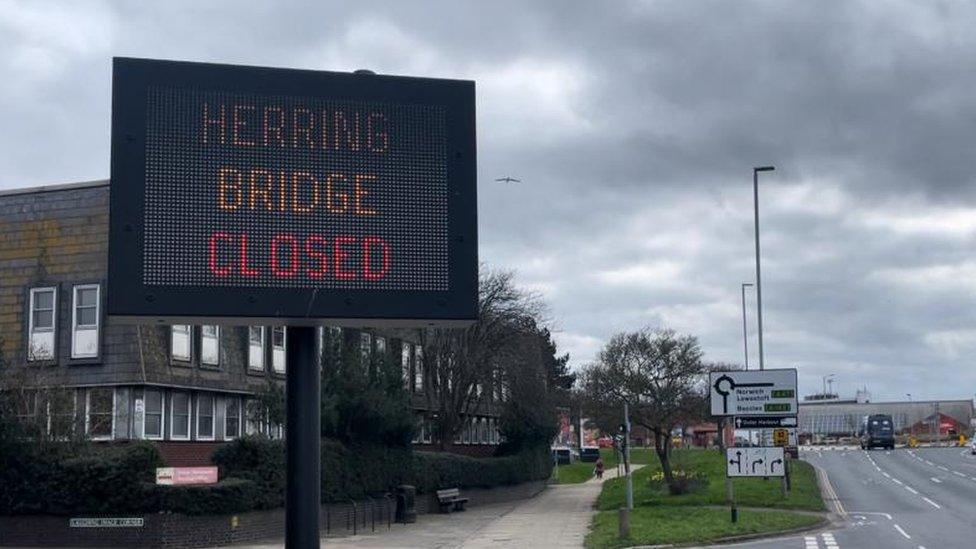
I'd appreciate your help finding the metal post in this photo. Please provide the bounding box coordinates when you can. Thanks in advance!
[741,283,752,370]
[753,166,774,370]
[624,402,633,510]
[725,442,736,523]
[286,326,321,549]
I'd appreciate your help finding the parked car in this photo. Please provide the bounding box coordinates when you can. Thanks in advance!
[579,446,601,462]
[597,437,614,448]
[551,447,574,465]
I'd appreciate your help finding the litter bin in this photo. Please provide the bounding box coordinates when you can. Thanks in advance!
[395,485,417,524]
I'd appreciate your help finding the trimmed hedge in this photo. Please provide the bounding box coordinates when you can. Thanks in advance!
[1,437,552,516]
[214,437,551,505]
[0,441,163,515]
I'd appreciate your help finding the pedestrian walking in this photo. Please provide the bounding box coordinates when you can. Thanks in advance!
[594,456,605,479]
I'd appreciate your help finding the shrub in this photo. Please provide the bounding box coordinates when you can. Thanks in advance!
[647,470,708,495]
[154,478,264,515]
[0,441,164,515]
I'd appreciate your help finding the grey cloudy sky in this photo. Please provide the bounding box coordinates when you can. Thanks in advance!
[3,0,976,402]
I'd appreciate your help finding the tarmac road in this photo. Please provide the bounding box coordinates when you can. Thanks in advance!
[718,446,976,549]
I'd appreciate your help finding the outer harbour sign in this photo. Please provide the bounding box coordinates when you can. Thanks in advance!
[709,369,798,417]
[108,57,477,326]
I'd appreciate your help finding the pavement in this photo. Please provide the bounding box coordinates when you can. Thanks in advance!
[238,463,640,548]
[708,446,976,549]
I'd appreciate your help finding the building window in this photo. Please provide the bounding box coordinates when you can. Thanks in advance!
[225,398,241,440]
[171,325,191,362]
[401,343,412,389]
[481,418,489,444]
[245,400,260,435]
[144,389,164,440]
[197,394,215,440]
[360,332,372,362]
[249,327,265,370]
[70,284,100,359]
[27,287,56,361]
[375,337,386,355]
[201,325,219,367]
[86,388,114,440]
[47,390,76,440]
[170,392,191,440]
[423,416,433,444]
[462,416,471,444]
[414,345,424,391]
[272,327,286,374]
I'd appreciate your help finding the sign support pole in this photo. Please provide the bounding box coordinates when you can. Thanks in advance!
[624,402,633,510]
[286,326,320,549]
[726,417,737,523]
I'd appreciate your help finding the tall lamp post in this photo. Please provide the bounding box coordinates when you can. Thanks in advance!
[753,166,775,370]
[741,283,753,370]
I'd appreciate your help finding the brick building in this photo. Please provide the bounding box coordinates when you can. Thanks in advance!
[0,180,502,464]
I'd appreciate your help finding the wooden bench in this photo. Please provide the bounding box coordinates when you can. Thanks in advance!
[435,488,469,513]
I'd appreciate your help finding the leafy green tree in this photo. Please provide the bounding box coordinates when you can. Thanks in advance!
[581,328,708,489]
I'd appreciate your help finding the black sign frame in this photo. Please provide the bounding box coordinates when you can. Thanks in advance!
[108,58,477,326]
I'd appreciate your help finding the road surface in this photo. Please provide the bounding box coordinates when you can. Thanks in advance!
[723,446,976,549]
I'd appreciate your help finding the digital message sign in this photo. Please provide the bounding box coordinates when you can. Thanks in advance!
[108,58,477,325]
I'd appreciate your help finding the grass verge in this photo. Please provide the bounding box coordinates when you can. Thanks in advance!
[586,449,826,548]
[596,449,824,511]
[585,506,821,548]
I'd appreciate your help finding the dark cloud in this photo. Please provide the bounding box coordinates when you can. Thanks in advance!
[3,0,976,401]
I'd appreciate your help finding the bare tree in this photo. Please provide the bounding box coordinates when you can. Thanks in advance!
[581,328,708,488]
[420,269,545,450]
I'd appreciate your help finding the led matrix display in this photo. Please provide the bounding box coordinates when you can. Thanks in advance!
[144,88,448,290]
[109,58,477,324]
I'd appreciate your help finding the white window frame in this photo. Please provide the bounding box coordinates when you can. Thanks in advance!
[249,327,266,370]
[143,389,164,440]
[360,332,372,361]
[170,391,191,440]
[272,326,287,374]
[85,387,115,441]
[414,345,423,391]
[70,284,100,359]
[201,325,220,367]
[196,393,216,441]
[224,397,241,441]
[27,287,57,361]
[401,342,412,389]
[171,325,192,362]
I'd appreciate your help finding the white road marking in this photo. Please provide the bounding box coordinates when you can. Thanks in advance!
[905,486,918,494]
[894,524,911,539]
[925,460,934,465]
[938,466,948,471]
[953,471,965,477]
[930,477,941,483]
[882,472,891,478]
[922,496,941,509]
[891,478,903,485]
[849,511,892,520]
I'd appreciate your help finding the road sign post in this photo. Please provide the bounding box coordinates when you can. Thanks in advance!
[285,327,319,547]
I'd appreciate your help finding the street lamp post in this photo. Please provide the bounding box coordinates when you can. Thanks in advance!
[753,166,775,370]
[741,283,754,370]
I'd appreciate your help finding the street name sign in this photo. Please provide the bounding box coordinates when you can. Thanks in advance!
[726,447,785,477]
[733,415,797,429]
[709,369,798,417]
[108,58,477,326]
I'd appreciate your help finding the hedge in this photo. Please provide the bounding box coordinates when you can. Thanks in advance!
[0,441,163,515]
[1,437,552,516]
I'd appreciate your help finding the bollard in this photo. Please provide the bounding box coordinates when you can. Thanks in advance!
[618,507,630,539]
[731,506,738,523]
